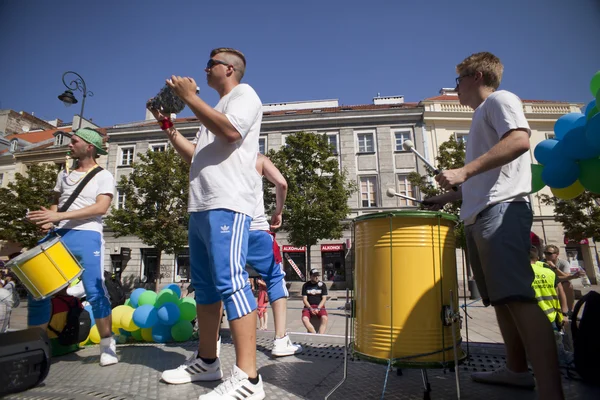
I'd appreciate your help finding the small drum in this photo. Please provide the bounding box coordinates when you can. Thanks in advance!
[6,237,83,300]
[353,210,466,368]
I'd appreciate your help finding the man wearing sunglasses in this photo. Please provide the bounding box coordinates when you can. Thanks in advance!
[148,47,265,400]
[424,52,564,399]
[543,244,585,316]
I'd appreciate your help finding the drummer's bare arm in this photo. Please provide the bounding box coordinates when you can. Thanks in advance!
[28,194,113,225]
[424,188,463,210]
[147,105,194,164]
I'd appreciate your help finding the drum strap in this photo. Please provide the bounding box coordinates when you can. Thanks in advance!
[58,166,104,213]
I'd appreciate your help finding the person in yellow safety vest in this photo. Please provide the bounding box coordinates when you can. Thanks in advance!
[529,250,563,329]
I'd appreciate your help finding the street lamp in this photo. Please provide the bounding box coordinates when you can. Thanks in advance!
[57,71,94,131]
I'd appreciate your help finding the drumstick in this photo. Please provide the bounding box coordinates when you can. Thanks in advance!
[403,140,458,192]
[386,188,433,205]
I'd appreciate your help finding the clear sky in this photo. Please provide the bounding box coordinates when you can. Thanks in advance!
[1,0,599,128]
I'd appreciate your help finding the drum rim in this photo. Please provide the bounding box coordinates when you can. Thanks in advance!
[353,210,458,223]
[5,236,62,268]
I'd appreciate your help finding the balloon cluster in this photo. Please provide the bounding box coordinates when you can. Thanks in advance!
[80,283,196,345]
[532,71,600,200]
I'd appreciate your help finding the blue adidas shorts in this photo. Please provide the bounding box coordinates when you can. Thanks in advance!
[189,210,256,320]
[247,230,288,303]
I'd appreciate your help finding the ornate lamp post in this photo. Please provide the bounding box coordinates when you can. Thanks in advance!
[57,71,94,131]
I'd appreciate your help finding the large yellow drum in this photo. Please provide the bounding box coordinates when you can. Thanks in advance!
[353,211,466,367]
[6,237,83,300]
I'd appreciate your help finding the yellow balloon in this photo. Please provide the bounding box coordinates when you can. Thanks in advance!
[551,180,585,200]
[111,305,130,325]
[120,308,139,332]
[89,325,101,344]
[141,328,154,342]
[80,334,90,347]
[112,324,121,335]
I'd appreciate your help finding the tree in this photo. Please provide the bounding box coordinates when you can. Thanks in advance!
[0,164,58,248]
[264,132,357,274]
[538,191,600,242]
[105,147,189,291]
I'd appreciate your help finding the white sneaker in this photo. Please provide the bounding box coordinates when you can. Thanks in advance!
[161,352,223,384]
[471,365,535,389]
[272,335,303,357]
[199,365,265,400]
[99,337,118,367]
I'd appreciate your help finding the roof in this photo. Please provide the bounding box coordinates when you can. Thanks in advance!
[4,127,73,144]
[262,102,420,116]
[423,95,575,104]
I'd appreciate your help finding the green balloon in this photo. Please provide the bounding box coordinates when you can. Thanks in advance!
[592,71,600,98]
[530,164,545,193]
[131,329,143,341]
[179,297,197,321]
[155,289,179,307]
[171,320,193,342]
[124,299,131,307]
[588,106,599,121]
[138,290,158,306]
[579,158,600,194]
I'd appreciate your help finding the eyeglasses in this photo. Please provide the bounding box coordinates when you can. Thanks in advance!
[455,74,474,86]
[206,58,233,70]
[543,252,556,255]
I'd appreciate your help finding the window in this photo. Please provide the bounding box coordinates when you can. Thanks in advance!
[176,249,190,282]
[54,133,65,146]
[150,143,167,152]
[357,132,374,153]
[119,146,134,166]
[360,176,378,207]
[10,140,18,153]
[393,130,412,152]
[326,134,339,155]
[258,137,266,154]
[455,133,468,144]
[546,132,556,140]
[117,190,126,209]
[396,174,417,206]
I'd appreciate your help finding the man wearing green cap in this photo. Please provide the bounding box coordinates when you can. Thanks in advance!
[27,128,118,367]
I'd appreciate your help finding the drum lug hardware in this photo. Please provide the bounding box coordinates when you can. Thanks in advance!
[442,305,460,327]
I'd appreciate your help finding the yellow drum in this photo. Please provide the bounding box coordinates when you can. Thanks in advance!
[6,237,83,300]
[353,211,466,367]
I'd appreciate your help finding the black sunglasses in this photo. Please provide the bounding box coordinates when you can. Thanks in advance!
[455,73,474,86]
[206,59,233,70]
[543,251,556,255]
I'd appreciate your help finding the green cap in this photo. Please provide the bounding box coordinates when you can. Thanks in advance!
[74,128,107,155]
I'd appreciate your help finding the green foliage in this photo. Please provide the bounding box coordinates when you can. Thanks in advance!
[538,191,600,242]
[408,138,466,248]
[0,164,58,248]
[106,148,189,286]
[264,132,357,268]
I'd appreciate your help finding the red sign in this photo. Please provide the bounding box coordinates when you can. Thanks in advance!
[321,244,344,252]
[564,236,589,245]
[282,245,306,253]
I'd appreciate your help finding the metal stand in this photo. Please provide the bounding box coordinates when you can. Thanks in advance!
[325,288,351,400]
[421,369,432,400]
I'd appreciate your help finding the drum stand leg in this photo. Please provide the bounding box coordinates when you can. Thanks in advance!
[325,289,351,400]
[449,290,461,400]
[420,369,432,400]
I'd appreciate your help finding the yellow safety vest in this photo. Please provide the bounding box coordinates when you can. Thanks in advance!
[531,261,563,325]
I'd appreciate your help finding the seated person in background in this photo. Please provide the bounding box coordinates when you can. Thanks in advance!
[301,269,328,334]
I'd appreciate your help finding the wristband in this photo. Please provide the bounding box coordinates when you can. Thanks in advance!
[158,118,174,130]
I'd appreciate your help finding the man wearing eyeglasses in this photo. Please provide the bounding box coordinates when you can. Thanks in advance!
[543,244,584,316]
[424,52,564,399]
[148,47,265,400]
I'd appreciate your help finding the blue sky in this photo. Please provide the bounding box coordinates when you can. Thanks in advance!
[1,0,599,127]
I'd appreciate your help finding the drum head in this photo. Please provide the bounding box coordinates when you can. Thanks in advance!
[354,210,458,223]
[5,236,61,268]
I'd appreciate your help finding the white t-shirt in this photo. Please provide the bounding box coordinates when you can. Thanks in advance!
[460,90,532,225]
[54,168,115,232]
[188,84,263,216]
[250,171,269,231]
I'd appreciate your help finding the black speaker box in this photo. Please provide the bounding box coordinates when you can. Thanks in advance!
[0,328,51,397]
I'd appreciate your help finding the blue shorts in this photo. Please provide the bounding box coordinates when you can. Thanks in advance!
[465,202,536,307]
[28,229,112,326]
[189,210,256,320]
[247,230,288,303]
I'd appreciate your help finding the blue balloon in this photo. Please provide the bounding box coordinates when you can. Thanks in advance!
[163,284,182,299]
[157,302,181,326]
[132,304,158,328]
[84,304,95,326]
[541,157,580,189]
[151,323,172,343]
[533,139,559,164]
[585,99,597,118]
[559,126,600,160]
[554,113,586,140]
[585,114,600,150]
[129,288,146,308]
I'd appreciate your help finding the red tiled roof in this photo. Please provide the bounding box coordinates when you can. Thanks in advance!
[4,127,73,143]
